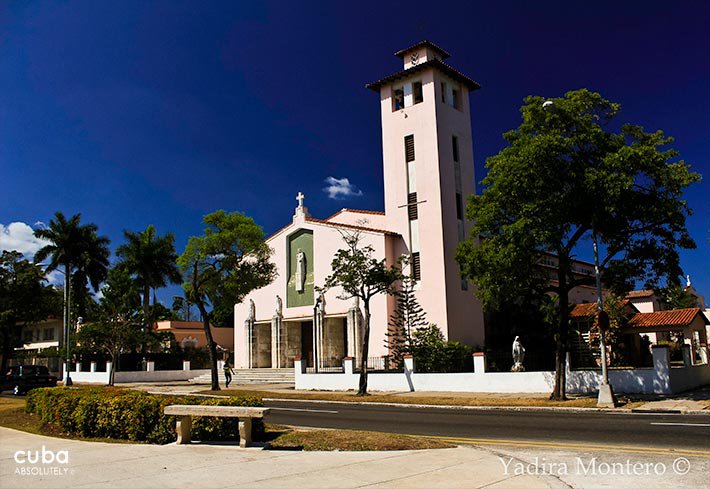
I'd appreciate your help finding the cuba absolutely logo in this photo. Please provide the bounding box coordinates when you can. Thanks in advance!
[14,445,70,476]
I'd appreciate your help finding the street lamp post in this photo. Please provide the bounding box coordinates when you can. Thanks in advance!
[593,230,617,407]
[63,269,73,386]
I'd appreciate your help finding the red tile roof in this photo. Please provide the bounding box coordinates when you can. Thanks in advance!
[626,290,655,299]
[366,58,481,92]
[394,40,451,59]
[324,208,386,221]
[569,300,637,319]
[570,303,598,318]
[628,308,706,328]
[305,217,397,236]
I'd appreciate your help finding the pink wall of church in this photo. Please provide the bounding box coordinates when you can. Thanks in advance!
[233,212,397,368]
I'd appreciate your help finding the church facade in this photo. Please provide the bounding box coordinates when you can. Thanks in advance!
[234,41,486,369]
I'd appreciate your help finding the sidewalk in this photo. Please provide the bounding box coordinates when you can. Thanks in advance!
[0,427,564,489]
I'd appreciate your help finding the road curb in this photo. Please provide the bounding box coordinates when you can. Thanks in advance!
[262,397,710,415]
[262,397,632,414]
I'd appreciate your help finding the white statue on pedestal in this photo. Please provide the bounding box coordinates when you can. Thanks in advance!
[276,295,282,317]
[511,336,525,372]
[295,248,306,292]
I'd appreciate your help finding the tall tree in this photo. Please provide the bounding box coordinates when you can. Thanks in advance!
[76,267,143,385]
[116,225,182,322]
[457,89,699,400]
[178,210,276,390]
[34,212,110,381]
[0,251,52,373]
[661,283,699,310]
[321,231,404,396]
[385,275,427,365]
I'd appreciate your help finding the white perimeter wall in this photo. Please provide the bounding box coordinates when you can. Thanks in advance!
[296,347,710,395]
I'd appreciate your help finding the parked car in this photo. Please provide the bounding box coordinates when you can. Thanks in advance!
[1,365,58,395]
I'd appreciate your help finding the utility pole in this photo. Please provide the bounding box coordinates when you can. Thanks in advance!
[594,230,617,407]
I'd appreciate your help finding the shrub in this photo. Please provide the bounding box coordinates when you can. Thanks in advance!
[410,324,474,373]
[25,387,264,444]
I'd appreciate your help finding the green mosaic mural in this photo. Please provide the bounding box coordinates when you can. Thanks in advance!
[287,229,314,307]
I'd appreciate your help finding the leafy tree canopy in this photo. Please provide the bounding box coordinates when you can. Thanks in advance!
[457,89,700,399]
[178,210,276,390]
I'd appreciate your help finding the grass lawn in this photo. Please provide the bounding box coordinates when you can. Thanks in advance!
[0,394,451,451]
[200,387,628,408]
[264,424,451,451]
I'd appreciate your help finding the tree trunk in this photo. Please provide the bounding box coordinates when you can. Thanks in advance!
[0,324,11,374]
[108,351,117,386]
[357,299,371,396]
[550,259,570,401]
[142,285,150,324]
[197,303,220,391]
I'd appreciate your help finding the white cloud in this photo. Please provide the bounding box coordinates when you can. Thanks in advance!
[0,222,50,258]
[0,221,62,285]
[323,176,363,200]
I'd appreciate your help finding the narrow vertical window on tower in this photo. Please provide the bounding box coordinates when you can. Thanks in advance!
[452,87,461,110]
[408,192,418,220]
[412,252,421,281]
[393,87,405,111]
[440,82,447,103]
[412,81,423,104]
[452,134,467,290]
[404,134,420,282]
[404,135,415,162]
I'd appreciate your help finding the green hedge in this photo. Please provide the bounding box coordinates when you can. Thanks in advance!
[26,387,264,444]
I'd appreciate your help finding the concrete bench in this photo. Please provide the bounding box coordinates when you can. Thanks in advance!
[163,405,270,448]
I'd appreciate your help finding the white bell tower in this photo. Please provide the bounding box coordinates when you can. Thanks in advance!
[367,41,485,346]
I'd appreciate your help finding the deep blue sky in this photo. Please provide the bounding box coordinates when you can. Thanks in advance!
[1,1,708,303]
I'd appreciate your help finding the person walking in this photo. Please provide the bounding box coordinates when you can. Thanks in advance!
[223,360,235,388]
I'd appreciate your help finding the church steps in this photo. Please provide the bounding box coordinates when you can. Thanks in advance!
[188,368,294,384]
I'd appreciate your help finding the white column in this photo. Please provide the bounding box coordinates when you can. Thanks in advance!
[182,360,191,371]
[403,355,415,374]
[90,361,97,373]
[473,352,485,374]
[271,315,280,368]
[244,319,253,369]
[146,360,155,372]
[343,357,354,375]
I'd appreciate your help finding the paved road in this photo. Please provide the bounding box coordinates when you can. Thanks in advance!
[263,399,710,452]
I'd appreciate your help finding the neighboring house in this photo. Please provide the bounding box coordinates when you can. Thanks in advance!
[625,308,709,365]
[625,289,666,313]
[154,321,234,352]
[569,301,640,368]
[13,317,63,374]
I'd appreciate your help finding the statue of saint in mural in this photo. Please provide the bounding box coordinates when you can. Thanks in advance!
[276,295,283,317]
[295,248,306,292]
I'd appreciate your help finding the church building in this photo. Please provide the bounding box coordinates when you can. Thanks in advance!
[234,41,486,369]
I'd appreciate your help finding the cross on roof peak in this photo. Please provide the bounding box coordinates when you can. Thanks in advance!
[296,192,305,207]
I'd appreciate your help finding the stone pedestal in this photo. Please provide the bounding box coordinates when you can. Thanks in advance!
[597,382,618,408]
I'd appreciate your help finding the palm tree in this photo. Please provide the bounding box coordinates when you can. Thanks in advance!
[116,225,182,322]
[34,212,111,384]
